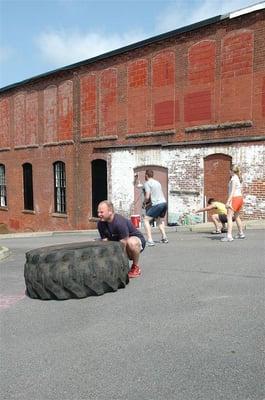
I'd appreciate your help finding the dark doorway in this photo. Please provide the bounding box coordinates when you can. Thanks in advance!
[91,159,107,217]
[23,163,34,211]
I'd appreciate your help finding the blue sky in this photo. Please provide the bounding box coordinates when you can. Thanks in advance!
[0,0,261,89]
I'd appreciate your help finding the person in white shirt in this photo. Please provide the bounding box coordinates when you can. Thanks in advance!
[143,169,168,246]
[221,165,245,242]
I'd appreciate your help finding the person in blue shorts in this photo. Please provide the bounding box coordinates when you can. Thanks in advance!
[143,169,168,246]
[97,200,146,278]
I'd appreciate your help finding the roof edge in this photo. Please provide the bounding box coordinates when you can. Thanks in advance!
[1,2,264,93]
[0,15,223,93]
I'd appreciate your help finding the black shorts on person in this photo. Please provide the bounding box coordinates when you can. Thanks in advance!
[219,214,235,223]
[146,202,167,219]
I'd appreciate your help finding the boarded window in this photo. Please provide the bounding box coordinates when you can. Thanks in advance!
[23,163,34,210]
[91,159,107,217]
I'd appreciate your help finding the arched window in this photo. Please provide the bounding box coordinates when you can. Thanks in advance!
[23,163,34,210]
[0,164,7,207]
[53,161,66,213]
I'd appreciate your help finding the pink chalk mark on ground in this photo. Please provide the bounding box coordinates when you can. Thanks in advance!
[0,293,26,310]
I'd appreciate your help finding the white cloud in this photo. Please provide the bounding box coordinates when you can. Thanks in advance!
[0,46,13,64]
[36,0,260,68]
[37,29,147,67]
[155,0,258,32]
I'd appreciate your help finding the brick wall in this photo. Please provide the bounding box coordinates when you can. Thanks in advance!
[0,9,264,232]
[1,10,264,147]
[110,144,265,221]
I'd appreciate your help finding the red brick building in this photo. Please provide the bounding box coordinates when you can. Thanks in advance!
[0,5,265,232]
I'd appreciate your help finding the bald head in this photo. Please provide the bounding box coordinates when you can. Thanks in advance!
[97,200,115,222]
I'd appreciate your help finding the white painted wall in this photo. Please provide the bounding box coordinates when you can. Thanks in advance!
[108,144,265,220]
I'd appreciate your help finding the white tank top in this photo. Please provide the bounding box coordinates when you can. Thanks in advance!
[228,174,242,197]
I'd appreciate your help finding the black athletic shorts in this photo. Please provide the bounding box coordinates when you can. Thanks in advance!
[219,214,228,224]
[219,214,235,223]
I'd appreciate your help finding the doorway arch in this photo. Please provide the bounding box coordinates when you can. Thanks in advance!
[204,153,232,219]
[133,165,168,223]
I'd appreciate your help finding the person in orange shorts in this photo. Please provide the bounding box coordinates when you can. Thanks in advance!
[221,165,245,242]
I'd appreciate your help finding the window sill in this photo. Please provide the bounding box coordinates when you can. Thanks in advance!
[52,213,68,218]
[80,135,118,143]
[89,217,100,222]
[43,140,74,147]
[0,206,8,211]
[125,130,174,139]
[22,209,35,214]
[185,120,253,133]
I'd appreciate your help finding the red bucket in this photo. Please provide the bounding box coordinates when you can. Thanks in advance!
[131,215,141,228]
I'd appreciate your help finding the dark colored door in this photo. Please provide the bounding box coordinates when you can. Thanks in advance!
[91,159,107,217]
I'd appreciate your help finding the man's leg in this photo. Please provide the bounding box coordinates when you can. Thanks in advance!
[126,237,142,278]
[143,215,155,244]
[126,237,141,265]
[156,217,168,242]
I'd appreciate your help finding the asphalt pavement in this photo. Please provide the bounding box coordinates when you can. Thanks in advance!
[0,227,265,400]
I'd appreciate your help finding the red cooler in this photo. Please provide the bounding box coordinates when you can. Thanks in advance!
[131,215,141,228]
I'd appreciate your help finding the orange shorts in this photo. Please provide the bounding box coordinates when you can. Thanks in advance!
[231,196,243,212]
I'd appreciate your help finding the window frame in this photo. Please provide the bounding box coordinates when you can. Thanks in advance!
[0,164,7,207]
[53,161,67,214]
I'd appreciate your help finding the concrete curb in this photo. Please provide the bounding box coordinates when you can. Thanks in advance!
[150,220,265,233]
[0,221,264,239]
[0,246,11,261]
[187,220,265,232]
[0,220,264,260]
[0,229,98,239]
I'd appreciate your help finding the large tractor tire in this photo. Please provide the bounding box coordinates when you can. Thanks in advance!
[24,241,129,300]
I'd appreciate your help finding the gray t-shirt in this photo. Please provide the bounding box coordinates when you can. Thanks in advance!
[144,178,166,206]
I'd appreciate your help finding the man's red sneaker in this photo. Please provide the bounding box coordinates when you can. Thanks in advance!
[128,264,141,278]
